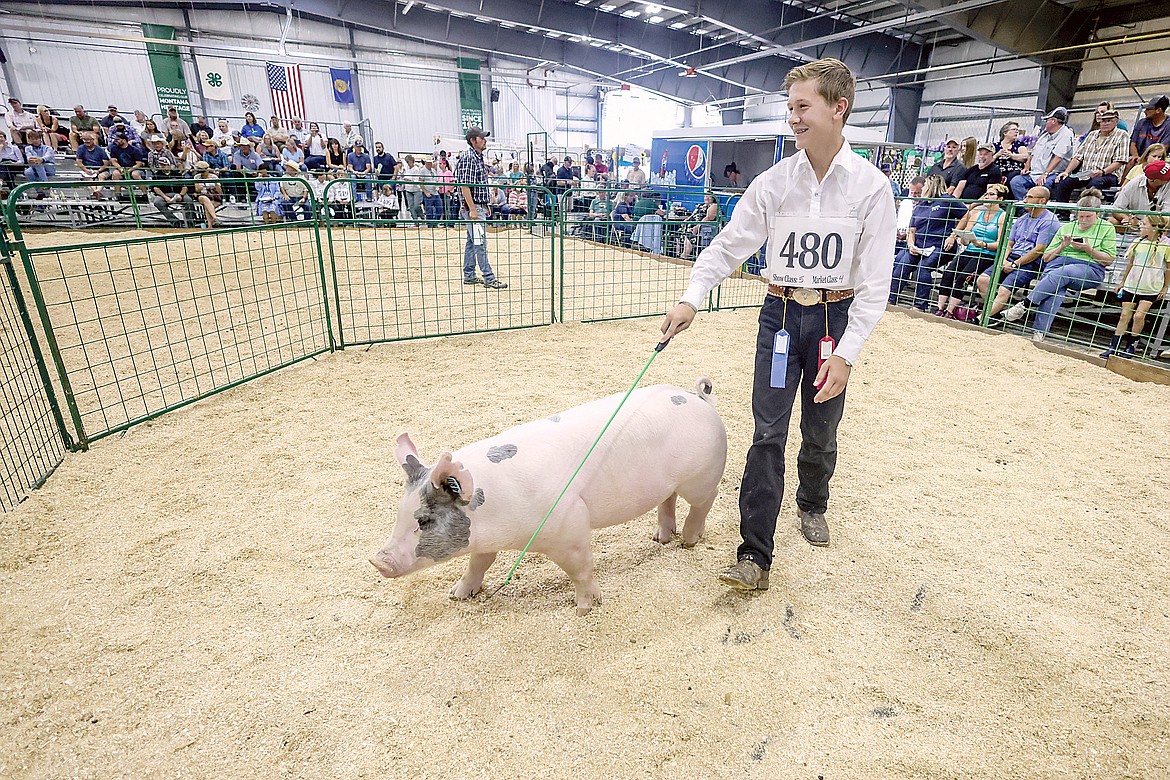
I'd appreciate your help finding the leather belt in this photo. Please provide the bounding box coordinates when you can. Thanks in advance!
[767,285,855,305]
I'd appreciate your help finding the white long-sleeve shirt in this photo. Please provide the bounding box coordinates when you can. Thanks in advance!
[681,139,896,365]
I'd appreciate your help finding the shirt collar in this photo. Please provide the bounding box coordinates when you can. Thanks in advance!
[790,139,859,182]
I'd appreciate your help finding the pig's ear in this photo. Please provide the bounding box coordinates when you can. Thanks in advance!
[430,452,475,505]
[396,433,427,484]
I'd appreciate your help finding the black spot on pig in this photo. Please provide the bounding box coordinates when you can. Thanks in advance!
[671,395,686,406]
[469,488,485,510]
[403,455,428,486]
[487,444,518,463]
[413,484,472,562]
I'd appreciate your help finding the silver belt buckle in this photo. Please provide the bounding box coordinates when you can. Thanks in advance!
[792,288,822,306]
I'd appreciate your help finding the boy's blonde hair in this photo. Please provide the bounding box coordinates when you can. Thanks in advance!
[784,58,855,121]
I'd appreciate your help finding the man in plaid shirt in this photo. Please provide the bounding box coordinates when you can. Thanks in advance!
[455,126,508,289]
[1051,108,1130,202]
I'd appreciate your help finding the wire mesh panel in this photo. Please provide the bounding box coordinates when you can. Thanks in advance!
[12,215,333,447]
[557,184,764,322]
[0,234,67,511]
[324,179,555,345]
[922,101,1041,151]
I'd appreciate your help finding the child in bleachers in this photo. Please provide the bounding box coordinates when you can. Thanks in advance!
[1101,214,1170,357]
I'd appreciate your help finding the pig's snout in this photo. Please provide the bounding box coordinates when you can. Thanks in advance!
[370,552,401,578]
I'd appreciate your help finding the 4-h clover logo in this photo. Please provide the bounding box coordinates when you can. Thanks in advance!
[206,72,223,88]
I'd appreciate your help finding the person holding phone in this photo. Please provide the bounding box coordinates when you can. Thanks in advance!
[1002,188,1116,338]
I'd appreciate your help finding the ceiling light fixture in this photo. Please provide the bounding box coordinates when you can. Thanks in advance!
[402,1,414,13]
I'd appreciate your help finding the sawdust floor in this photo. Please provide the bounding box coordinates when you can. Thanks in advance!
[2,309,1168,779]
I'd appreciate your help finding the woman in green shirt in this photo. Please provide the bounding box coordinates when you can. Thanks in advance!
[1002,188,1116,337]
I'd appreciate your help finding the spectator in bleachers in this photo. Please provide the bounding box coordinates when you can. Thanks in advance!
[401,154,424,218]
[98,105,125,132]
[191,161,222,228]
[926,138,965,194]
[146,134,178,172]
[625,158,647,185]
[1010,107,1076,200]
[1051,108,1130,202]
[108,134,148,185]
[612,191,637,241]
[993,121,1028,182]
[889,175,965,311]
[279,161,312,220]
[372,141,397,184]
[959,137,978,169]
[1101,214,1170,357]
[240,113,265,142]
[1111,161,1170,235]
[140,119,163,150]
[895,175,925,247]
[1083,102,1129,140]
[129,110,148,136]
[937,184,1008,316]
[504,186,528,219]
[27,107,58,147]
[253,168,283,223]
[326,169,353,218]
[267,116,289,146]
[340,122,360,151]
[75,132,115,198]
[0,131,25,194]
[211,119,235,149]
[346,138,373,200]
[281,139,306,171]
[305,124,329,170]
[1127,95,1170,178]
[21,131,56,193]
[978,186,1061,317]
[175,139,201,172]
[952,142,1003,202]
[1003,189,1116,338]
[487,186,508,220]
[593,154,609,178]
[681,194,721,261]
[309,169,329,205]
[105,118,139,153]
[68,106,102,151]
[374,183,397,219]
[190,115,212,139]
[5,98,36,144]
[325,138,346,175]
[202,139,231,175]
[164,107,190,141]
[256,135,282,170]
[288,118,306,142]
[880,163,901,197]
[579,189,612,241]
[231,138,264,174]
[1123,143,1164,184]
[150,173,194,227]
[192,130,213,156]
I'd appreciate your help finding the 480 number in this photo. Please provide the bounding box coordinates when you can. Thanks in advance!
[774,231,844,269]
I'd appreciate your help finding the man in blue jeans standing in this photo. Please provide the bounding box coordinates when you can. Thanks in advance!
[454,126,508,290]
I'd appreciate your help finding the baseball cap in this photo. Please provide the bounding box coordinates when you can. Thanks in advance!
[465,126,490,142]
[1146,95,1170,111]
[976,142,996,152]
[879,163,893,173]
[1144,161,1170,182]
[1098,109,1120,119]
[7,97,20,105]
[1042,106,1069,122]
[944,137,960,146]
[107,104,118,111]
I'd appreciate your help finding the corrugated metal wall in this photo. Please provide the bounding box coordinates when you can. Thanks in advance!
[0,6,592,153]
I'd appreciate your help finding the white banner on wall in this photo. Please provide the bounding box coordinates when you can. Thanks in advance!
[197,57,233,101]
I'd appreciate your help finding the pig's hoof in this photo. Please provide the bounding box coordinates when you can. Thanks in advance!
[576,604,593,616]
[680,536,702,549]
[650,529,674,544]
[449,582,481,600]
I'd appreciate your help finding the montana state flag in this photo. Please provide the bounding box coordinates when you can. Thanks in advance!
[331,68,354,104]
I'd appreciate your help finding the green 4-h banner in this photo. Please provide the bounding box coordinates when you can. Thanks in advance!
[141,23,193,122]
[198,57,233,102]
[457,57,483,131]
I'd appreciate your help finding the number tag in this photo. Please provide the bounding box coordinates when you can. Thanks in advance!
[771,330,790,389]
[764,214,859,288]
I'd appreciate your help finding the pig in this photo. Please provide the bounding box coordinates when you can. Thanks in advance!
[370,377,727,614]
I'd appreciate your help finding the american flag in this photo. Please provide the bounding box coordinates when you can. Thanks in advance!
[266,62,305,120]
